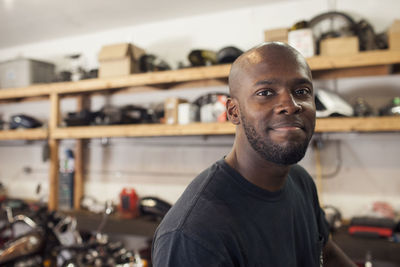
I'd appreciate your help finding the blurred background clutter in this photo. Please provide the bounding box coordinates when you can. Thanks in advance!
[1,0,400,266]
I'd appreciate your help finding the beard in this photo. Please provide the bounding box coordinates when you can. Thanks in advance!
[241,113,312,165]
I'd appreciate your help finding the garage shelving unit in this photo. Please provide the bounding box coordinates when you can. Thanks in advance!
[1,49,400,211]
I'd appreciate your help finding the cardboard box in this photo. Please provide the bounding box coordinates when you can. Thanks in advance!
[98,43,145,78]
[264,28,289,43]
[320,36,359,56]
[389,19,400,50]
[288,29,315,58]
[0,58,55,88]
[164,98,188,125]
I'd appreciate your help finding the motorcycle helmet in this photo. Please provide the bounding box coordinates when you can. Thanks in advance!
[188,49,217,66]
[315,88,353,117]
[216,46,243,64]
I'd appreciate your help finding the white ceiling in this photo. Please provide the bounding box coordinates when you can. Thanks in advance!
[0,0,292,49]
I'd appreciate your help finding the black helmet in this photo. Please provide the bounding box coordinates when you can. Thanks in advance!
[188,49,217,66]
[216,46,243,64]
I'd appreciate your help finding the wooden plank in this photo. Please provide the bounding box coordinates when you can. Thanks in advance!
[0,86,53,100]
[54,64,231,95]
[0,95,49,104]
[52,122,236,139]
[48,138,59,211]
[315,116,400,132]
[0,128,48,140]
[74,140,84,210]
[48,93,61,211]
[49,93,60,131]
[51,116,400,139]
[0,65,230,99]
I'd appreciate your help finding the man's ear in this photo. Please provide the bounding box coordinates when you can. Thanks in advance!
[226,98,240,125]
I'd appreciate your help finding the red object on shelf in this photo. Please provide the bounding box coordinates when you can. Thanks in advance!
[348,225,393,238]
[119,187,139,219]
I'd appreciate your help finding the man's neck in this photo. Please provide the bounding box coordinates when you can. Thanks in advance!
[225,141,291,192]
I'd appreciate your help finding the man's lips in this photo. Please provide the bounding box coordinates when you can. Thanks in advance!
[269,122,305,132]
[273,126,302,132]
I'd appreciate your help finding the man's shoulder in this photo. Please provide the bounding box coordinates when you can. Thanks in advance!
[288,164,316,192]
[155,159,230,238]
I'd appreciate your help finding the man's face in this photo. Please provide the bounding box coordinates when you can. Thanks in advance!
[236,47,316,165]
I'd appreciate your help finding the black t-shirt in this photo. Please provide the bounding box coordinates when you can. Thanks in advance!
[152,159,329,267]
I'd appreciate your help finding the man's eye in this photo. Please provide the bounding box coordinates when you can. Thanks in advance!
[295,88,311,95]
[256,90,274,96]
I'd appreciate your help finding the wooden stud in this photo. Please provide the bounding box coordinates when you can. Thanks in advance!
[73,95,90,210]
[48,138,59,211]
[48,93,60,211]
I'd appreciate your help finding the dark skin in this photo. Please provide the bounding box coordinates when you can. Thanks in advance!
[225,42,356,267]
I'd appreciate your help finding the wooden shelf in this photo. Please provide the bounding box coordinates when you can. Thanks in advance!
[49,116,400,139]
[0,64,231,100]
[0,128,48,140]
[52,122,236,139]
[1,49,400,101]
[0,86,53,101]
[315,116,400,132]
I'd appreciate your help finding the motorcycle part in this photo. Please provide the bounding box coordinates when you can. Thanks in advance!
[94,105,122,125]
[315,88,353,117]
[308,11,387,53]
[194,92,230,122]
[353,97,374,117]
[64,109,96,126]
[0,230,44,264]
[138,196,172,220]
[349,216,396,238]
[379,97,400,116]
[120,104,154,124]
[9,114,42,129]
[323,205,342,232]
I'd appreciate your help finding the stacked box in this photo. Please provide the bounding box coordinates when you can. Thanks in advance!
[264,28,289,43]
[0,58,55,88]
[320,37,359,56]
[98,43,145,78]
[389,19,400,50]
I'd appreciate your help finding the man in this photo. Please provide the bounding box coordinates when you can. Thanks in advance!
[152,42,356,266]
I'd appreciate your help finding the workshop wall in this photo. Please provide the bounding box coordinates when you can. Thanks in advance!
[1,0,400,219]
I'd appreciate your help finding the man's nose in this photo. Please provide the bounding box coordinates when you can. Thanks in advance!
[274,92,302,115]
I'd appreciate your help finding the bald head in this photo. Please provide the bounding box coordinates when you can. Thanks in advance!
[228,42,311,99]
